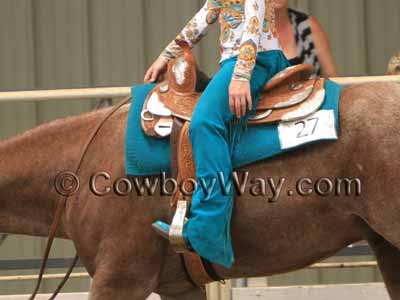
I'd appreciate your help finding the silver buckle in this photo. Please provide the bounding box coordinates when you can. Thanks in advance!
[141,109,154,121]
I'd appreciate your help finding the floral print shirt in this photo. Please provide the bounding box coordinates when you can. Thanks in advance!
[160,0,280,81]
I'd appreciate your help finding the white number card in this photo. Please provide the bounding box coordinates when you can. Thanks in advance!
[278,109,338,150]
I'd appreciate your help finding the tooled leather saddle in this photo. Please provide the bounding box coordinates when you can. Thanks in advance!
[141,40,326,287]
[142,42,325,138]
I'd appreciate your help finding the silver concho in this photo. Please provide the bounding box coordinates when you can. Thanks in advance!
[290,82,304,91]
[159,83,169,93]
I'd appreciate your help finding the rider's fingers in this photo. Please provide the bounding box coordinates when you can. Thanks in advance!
[235,95,242,118]
[150,69,158,82]
[242,95,248,117]
[144,68,153,83]
[246,89,252,111]
[240,95,247,117]
[229,93,235,115]
[143,70,150,82]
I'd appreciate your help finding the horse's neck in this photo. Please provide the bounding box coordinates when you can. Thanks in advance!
[0,113,98,239]
[0,133,61,238]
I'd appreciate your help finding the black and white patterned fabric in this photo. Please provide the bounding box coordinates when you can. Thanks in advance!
[288,8,321,77]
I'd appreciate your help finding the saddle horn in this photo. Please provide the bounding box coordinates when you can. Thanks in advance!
[168,39,197,94]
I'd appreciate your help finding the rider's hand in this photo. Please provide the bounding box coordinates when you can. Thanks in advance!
[144,56,169,83]
[229,79,252,118]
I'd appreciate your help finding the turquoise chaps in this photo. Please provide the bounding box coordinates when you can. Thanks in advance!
[183,50,290,269]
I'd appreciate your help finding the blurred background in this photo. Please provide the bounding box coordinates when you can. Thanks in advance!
[0,0,399,296]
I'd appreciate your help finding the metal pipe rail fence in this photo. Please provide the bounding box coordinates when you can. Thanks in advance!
[0,244,383,299]
[0,75,399,103]
[0,284,390,300]
[0,259,383,300]
[0,261,379,282]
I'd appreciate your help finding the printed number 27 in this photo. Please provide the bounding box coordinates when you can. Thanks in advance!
[296,117,319,138]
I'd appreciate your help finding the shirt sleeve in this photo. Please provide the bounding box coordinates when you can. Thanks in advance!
[232,0,267,81]
[159,1,220,62]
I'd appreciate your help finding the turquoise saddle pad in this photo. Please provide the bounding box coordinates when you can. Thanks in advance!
[125,80,341,176]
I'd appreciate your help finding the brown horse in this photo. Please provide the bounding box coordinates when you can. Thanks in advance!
[1,82,400,300]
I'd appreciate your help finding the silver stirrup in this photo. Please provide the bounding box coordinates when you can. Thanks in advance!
[169,200,190,253]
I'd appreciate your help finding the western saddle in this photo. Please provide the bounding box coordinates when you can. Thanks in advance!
[141,40,326,287]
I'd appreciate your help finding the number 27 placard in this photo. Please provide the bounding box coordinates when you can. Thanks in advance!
[278,110,338,150]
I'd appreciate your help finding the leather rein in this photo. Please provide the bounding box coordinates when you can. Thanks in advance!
[29,96,132,300]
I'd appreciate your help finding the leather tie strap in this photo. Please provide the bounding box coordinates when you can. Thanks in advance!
[170,120,225,287]
[29,96,132,300]
[182,252,225,288]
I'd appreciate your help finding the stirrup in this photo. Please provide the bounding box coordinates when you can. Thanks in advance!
[152,221,170,240]
[152,201,192,253]
[152,218,189,241]
[170,200,191,253]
